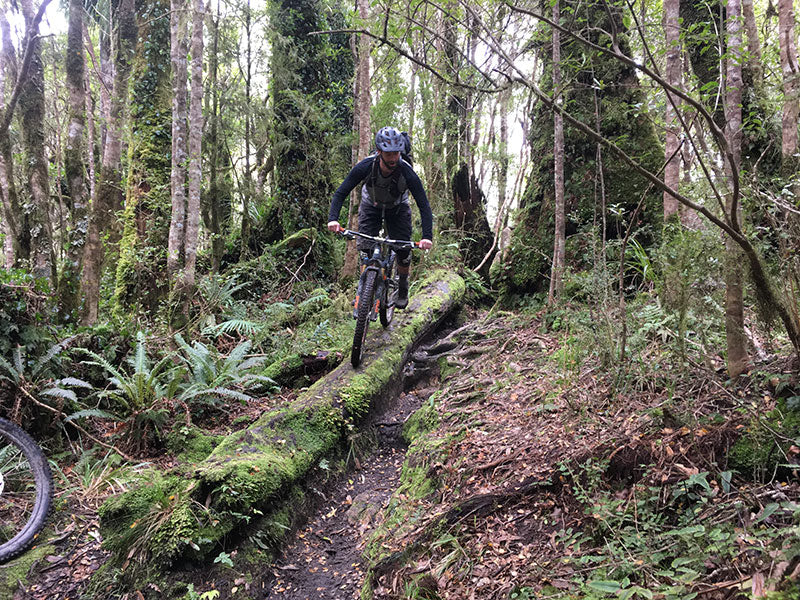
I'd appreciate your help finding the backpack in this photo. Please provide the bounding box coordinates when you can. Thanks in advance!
[400,131,413,165]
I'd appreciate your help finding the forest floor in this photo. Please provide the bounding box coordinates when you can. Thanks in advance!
[9,306,800,599]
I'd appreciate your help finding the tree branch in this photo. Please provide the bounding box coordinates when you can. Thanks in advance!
[0,0,53,135]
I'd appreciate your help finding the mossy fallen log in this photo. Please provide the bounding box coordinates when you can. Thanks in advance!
[98,269,465,573]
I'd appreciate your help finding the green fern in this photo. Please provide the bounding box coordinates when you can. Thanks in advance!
[202,319,264,338]
[0,337,89,414]
[173,335,274,410]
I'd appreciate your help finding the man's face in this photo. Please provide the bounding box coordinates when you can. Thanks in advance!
[378,150,400,169]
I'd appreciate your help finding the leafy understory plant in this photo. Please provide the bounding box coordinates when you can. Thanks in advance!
[61,447,151,508]
[81,332,183,453]
[174,334,275,413]
[0,336,91,418]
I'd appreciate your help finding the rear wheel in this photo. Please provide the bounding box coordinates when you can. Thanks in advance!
[352,270,378,367]
[0,418,52,563]
[380,256,397,327]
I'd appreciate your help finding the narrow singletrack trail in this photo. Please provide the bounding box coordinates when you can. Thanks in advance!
[264,384,435,600]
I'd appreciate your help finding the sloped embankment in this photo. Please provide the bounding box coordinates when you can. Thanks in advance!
[95,269,465,587]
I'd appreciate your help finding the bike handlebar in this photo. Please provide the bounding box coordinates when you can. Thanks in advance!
[339,229,420,249]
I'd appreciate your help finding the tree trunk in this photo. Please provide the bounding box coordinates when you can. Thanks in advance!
[778,0,800,176]
[182,0,203,291]
[724,0,750,378]
[168,0,189,281]
[240,0,252,256]
[80,0,136,325]
[114,0,172,314]
[19,0,56,285]
[341,0,372,279]
[549,0,565,305]
[741,0,763,85]
[663,0,681,221]
[60,0,89,315]
[206,0,224,273]
[0,11,28,263]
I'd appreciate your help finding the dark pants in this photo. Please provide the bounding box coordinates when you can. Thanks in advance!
[357,200,412,265]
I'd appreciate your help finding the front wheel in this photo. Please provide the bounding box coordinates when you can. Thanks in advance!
[380,257,397,327]
[352,270,378,367]
[0,418,53,563]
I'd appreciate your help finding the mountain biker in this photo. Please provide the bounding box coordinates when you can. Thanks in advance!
[327,126,433,309]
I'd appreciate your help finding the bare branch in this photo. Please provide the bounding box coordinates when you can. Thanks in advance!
[0,0,53,135]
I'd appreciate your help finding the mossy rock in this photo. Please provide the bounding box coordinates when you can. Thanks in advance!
[96,269,465,578]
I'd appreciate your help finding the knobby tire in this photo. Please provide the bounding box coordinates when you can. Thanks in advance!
[0,417,53,563]
[352,270,378,367]
[379,255,396,327]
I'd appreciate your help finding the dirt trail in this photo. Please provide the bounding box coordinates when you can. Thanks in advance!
[264,383,435,599]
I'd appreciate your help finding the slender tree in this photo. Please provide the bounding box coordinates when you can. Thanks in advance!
[663,0,681,221]
[549,0,565,304]
[778,0,799,176]
[61,0,89,314]
[724,0,750,377]
[19,0,56,283]
[341,0,372,278]
[0,8,29,264]
[80,0,137,324]
[182,0,203,290]
[168,0,189,280]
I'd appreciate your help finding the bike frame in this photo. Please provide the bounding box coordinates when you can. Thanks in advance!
[343,229,418,321]
[340,229,419,367]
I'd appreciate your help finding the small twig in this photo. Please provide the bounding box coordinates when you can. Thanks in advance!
[19,387,134,461]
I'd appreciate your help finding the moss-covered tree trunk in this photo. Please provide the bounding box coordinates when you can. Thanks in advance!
[501,0,664,295]
[60,0,89,316]
[114,0,173,315]
[270,0,353,238]
[19,0,56,285]
[97,270,465,578]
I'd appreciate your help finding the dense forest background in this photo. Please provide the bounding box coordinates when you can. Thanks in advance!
[0,0,799,596]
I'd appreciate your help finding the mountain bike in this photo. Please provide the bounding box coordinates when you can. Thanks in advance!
[0,417,53,562]
[340,229,419,368]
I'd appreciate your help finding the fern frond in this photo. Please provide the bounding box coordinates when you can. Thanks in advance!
[12,346,23,374]
[204,319,262,337]
[65,408,122,422]
[0,354,20,382]
[134,331,149,374]
[223,340,252,372]
[32,335,76,377]
[59,377,94,389]
[41,387,78,402]
[238,356,268,371]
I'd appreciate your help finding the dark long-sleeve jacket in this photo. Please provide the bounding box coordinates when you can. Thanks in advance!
[328,156,434,240]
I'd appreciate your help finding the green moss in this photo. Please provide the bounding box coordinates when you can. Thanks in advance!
[166,425,222,463]
[98,473,208,564]
[0,539,55,597]
[402,398,440,444]
[729,400,800,481]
